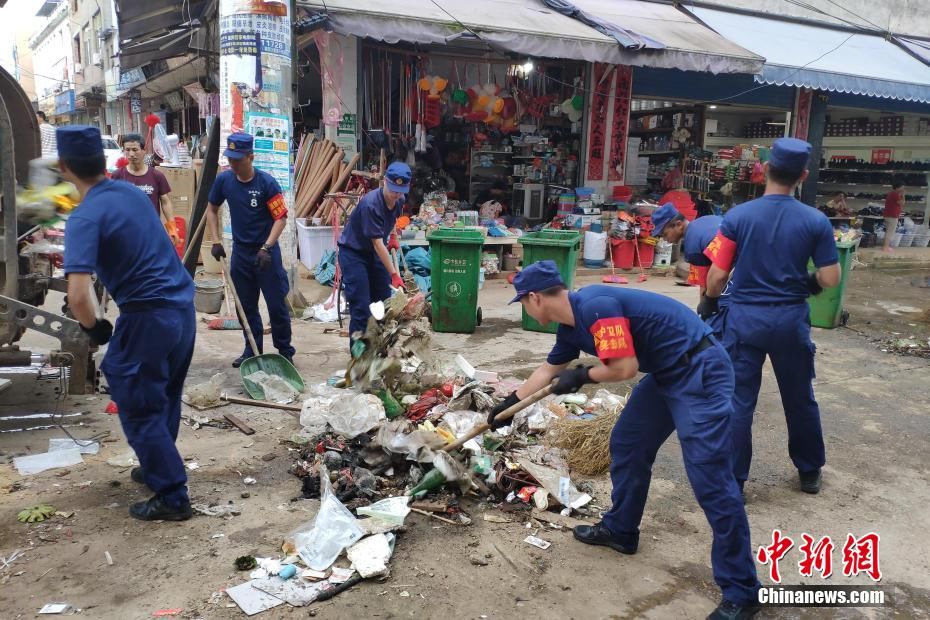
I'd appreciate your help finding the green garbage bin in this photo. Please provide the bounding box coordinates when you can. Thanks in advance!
[807,240,856,328]
[427,228,484,333]
[519,230,582,333]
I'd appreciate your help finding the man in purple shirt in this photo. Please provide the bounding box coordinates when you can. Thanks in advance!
[111,133,179,245]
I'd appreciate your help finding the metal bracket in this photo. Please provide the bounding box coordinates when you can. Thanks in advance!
[0,294,94,394]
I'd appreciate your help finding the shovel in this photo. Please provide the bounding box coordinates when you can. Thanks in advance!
[220,257,304,400]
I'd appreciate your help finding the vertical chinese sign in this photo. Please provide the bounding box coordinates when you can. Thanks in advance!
[586,63,609,182]
[608,65,632,182]
[219,0,296,266]
[794,87,813,141]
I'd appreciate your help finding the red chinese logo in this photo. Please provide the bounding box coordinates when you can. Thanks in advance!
[757,529,794,583]
[798,534,834,579]
[842,533,882,581]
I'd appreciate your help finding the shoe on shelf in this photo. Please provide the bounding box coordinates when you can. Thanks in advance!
[707,600,761,620]
[799,468,822,494]
[129,496,193,521]
[572,522,638,555]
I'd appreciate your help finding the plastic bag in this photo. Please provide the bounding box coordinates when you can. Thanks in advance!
[439,410,485,452]
[300,383,343,434]
[244,370,299,404]
[183,373,224,409]
[356,496,411,525]
[328,393,385,438]
[292,465,364,571]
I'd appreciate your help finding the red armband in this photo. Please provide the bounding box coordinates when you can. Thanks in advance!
[589,317,636,361]
[266,193,288,221]
[703,232,737,271]
[688,264,710,287]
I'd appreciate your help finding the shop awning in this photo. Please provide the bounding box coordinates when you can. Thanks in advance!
[898,37,930,66]
[295,0,763,75]
[114,0,211,70]
[690,7,930,103]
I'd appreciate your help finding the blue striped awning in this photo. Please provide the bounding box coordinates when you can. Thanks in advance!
[691,7,930,103]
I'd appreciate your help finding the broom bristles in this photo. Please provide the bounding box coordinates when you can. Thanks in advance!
[546,395,628,476]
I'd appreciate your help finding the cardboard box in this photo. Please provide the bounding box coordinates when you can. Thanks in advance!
[158,166,198,224]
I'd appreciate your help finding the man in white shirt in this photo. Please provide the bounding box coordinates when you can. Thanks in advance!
[37,111,57,158]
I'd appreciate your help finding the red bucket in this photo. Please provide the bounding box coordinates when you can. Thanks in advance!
[635,241,654,268]
[611,238,635,269]
[613,185,634,203]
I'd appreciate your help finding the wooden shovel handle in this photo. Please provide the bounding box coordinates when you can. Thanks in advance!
[443,384,554,453]
[220,256,260,356]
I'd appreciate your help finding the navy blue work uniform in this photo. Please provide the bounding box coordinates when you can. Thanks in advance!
[682,215,722,287]
[708,195,838,488]
[549,285,760,606]
[208,169,294,359]
[337,187,403,337]
[65,179,195,508]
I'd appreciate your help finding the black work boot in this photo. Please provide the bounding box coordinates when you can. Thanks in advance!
[799,468,822,494]
[232,354,249,368]
[129,496,193,521]
[707,599,761,620]
[130,467,145,484]
[573,522,638,554]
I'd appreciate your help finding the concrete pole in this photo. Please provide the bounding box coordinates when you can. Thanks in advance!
[218,0,296,270]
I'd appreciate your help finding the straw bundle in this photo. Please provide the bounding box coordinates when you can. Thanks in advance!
[546,393,628,476]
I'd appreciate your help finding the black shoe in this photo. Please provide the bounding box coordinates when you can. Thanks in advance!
[707,600,761,620]
[129,496,193,521]
[573,522,638,554]
[281,352,295,365]
[232,354,249,368]
[130,467,145,484]
[799,468,822,494]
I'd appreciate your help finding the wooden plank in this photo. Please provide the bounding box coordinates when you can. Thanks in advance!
[224,413,256,435]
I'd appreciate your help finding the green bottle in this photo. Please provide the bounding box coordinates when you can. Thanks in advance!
[406,468,447,498]
[377,389,404,419]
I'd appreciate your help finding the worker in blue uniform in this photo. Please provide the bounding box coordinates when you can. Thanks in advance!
[487,261,761,620]
[337,162,410,347]
[207,133,294,367]
[59,126,195,521]
[651,203,723,319]
[704,138,841,496]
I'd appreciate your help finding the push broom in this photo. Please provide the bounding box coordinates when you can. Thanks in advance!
[602,237,628,285]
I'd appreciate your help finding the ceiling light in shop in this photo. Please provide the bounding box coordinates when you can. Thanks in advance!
[708,105,718,109]
[522,61,534,73]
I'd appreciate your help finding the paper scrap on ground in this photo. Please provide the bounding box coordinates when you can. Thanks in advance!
[252,577,327,606]
[14,448,83,475]
[225,581,285,615]
[38,603,71,614]
[48,437,100,455]
[524,535,552,550]
[192,503,241,517]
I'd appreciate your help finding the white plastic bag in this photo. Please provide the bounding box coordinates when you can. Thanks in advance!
[328,393,385,438]
[356,496,411,525]
[293,465,364,571]
[299,383,343,434]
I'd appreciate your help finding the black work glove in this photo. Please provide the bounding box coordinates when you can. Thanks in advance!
[211,243,226,260]
[487,391,520,429]
[81,319,113,346]
[256,248,272,271]
[697,295,719,320]
[806,272,823,296]
[552,365,594,395]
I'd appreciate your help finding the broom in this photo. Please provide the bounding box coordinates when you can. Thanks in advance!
[633,239,648,283]
[602,238,628,285]
[206,275,241,330]
[546,391,628,476]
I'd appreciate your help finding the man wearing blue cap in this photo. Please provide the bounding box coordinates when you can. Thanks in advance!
[704,137,841,496]
[58,125,195,521]
[487,261,760,620]
[337,161,410,347]
[206,132,295,367]
[651,203,723,319]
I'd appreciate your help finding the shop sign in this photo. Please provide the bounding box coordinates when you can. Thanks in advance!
[118,67,146,93]
[54,89,75,115]
[586,63,609,181]
[794,88,813,141]
[335,113,357,160]
[608,66,633,182]
[247,111,291,190]
[130,90,142,114]
[871,149,893,165]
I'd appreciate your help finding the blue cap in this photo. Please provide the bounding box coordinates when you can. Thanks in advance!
[650,202,680,237]
[56,125,103,159]
[385,161,412,194]
[509,260,565,304]
[769,138,812,174]
[224,132,254,160]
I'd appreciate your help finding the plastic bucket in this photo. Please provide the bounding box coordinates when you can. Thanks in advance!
[611,238,635,269]
[194,279,224,314]
[636,241,655,268]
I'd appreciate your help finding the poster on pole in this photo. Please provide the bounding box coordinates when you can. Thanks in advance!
[247,111,291,190]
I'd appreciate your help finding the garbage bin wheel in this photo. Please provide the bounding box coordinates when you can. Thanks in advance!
[840,309,849,326]
[476,307,483,327]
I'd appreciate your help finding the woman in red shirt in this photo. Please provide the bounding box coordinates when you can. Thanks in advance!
[882,181,904,253]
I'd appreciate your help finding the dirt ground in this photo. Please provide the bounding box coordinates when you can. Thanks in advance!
[1,262,929,619]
